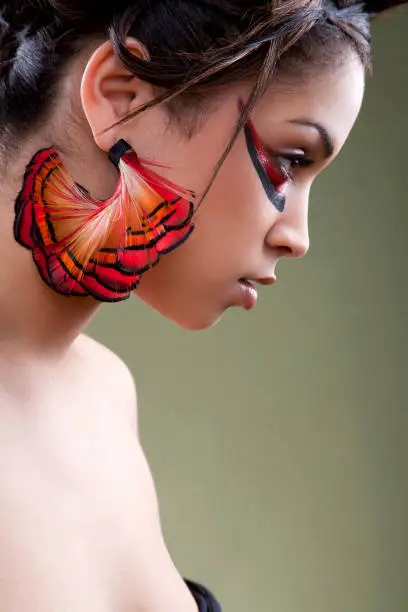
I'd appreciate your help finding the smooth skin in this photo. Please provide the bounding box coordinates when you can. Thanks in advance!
[0,37,364,612]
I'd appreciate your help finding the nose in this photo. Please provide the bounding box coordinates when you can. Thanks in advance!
[264,188,310,259]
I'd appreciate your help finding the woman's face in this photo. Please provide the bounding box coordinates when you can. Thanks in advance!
[116,55,365,329]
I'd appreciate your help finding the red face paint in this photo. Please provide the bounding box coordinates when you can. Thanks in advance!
[240,101,289,212]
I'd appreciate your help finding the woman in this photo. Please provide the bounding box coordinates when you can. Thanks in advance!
[0,1,405,610]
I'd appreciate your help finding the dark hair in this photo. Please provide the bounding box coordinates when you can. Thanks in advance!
[0,0,406,164]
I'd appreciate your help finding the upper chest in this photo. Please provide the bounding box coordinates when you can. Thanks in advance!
[0,364,196,612]
[0,369,160,545]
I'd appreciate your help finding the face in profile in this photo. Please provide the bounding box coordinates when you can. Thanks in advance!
[71,45,366,329]
[124,53,365,330]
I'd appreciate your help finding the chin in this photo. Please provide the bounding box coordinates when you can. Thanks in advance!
[146,299,226,331]
[136,285,230,330]
[170,309,226,331]
[175,313,224,331]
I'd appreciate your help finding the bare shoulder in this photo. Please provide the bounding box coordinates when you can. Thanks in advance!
[74,332,133,378]
[74,332,139,434]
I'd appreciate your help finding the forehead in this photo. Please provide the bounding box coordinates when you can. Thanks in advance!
[252,55,366,154]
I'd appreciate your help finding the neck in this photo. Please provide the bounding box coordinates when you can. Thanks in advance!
[0,139,108,364]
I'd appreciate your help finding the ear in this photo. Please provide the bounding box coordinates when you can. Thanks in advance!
[80,38,154,151]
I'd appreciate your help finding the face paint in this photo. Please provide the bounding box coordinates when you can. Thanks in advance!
[243,115,289,213]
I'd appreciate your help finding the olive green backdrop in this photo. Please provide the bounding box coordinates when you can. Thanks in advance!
[87,10,408,612]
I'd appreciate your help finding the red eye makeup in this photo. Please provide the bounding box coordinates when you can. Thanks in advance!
[243,116,289,213]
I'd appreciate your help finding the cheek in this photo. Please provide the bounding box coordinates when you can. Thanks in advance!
[149,149,272,289]
[180,139,276,273]
[207,139,276,238]
[176,156,269,281]
[133,131,275,325]
[135,120,237,200]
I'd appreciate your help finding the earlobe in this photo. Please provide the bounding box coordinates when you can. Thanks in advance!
[80,38,153,151]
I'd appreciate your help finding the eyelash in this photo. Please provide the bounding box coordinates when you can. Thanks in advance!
[275,153,314,183]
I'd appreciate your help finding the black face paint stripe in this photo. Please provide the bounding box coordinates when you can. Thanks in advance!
[244,123,286,213]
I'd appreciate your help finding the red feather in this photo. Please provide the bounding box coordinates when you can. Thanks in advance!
[14,147,196,302]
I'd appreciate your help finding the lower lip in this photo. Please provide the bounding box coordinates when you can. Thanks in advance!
[237,280,258,311]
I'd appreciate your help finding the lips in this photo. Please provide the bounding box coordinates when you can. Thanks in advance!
[239,276,277,287]
[233,275,278,311]
[238,279,258,310]
[238,278,256,291]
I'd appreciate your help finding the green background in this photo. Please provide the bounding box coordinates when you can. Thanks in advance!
[87,10,408,612]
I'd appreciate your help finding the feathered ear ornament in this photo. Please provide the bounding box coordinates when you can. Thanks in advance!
[14,140,197,302]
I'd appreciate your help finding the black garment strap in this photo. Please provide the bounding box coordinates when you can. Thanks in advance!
[108,139,132,167]
[185,579,222,612]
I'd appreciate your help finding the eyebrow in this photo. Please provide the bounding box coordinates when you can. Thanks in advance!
[287,119,335,159]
